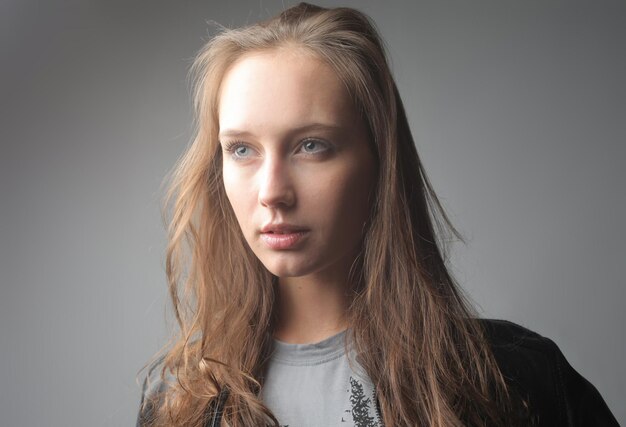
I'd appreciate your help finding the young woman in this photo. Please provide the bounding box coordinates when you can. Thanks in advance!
[136,3,618,426]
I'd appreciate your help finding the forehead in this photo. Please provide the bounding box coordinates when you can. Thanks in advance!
[217,48,359,138]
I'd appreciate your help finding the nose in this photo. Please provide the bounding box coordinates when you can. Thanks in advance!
[258,155,296,209]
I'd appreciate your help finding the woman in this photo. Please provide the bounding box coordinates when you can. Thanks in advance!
[137,3,618,426]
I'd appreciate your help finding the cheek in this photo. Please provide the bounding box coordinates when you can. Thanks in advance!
[222,166,236,208]
[311,160,374,231]
[222,166,253,229]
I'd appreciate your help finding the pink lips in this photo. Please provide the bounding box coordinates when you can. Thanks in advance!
[259,223,309,249]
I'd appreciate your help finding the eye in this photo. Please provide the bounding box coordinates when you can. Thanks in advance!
[234,146,249,156]
[300,138,329,155]
[222,141,254,160]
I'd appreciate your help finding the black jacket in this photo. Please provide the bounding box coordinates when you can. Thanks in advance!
[137,319,619,426]
[482,319,618,426]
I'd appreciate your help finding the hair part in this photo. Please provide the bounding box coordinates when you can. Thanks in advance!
[138,3,528,426]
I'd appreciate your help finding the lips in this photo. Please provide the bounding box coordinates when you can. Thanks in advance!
[260,223,308,234]
[259,223,309,249]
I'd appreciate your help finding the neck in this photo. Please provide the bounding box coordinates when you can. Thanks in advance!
[272,261,356,344]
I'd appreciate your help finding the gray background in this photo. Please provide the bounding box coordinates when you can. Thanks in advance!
[1,0,623,425]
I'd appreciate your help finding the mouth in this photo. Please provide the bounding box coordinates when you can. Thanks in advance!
[260,223,309,234]
[261,224,309,250]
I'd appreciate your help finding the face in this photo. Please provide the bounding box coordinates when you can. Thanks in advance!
[218,48,377,280]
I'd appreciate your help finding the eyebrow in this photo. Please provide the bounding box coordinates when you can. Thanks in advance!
[218,122,343,140]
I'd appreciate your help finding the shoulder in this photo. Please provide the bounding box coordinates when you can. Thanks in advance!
[479,318,563,371]
[478,318,619,426]
[136,356,171,427]
[136,354,228,427]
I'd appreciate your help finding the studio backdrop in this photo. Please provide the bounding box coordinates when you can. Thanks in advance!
[1,1,623,425]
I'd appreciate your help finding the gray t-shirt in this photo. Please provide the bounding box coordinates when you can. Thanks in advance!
[260,329,383,427]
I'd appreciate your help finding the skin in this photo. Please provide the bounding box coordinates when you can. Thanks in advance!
[218,48,377,344]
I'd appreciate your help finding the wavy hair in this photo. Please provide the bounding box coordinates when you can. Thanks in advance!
[138,3,527,426]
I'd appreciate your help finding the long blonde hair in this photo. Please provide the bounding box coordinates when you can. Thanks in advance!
[139,3,526,426]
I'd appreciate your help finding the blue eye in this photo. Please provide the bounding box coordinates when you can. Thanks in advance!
[301,139,328,154]
[235,146,249,156]
[222,141,253,159]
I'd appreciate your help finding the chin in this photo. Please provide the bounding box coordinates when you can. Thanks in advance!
[260,256,319,278]
[264,264,311,278]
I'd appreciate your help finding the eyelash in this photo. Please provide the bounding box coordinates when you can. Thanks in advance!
[221,138,330,159]
[221,140,249,157]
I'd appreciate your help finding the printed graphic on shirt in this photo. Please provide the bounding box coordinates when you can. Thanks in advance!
[274,376,382,427]
[341,376,382,426]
